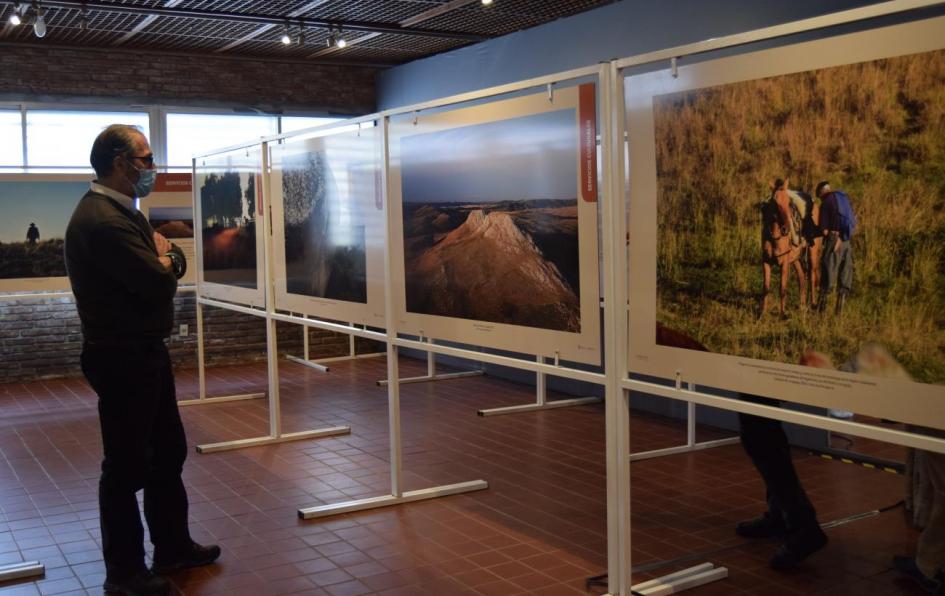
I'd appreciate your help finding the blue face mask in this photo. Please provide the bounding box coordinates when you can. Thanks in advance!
[124,158,157,198]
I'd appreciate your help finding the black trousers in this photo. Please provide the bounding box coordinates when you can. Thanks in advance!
[81,340,191,579]
[739,394,818,533]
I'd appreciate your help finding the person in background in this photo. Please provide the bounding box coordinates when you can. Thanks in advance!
[64,124,217,596]
[816,181,855,314]
[26,222,39,245]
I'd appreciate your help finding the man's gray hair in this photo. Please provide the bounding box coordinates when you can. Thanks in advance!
[90,124,145,178]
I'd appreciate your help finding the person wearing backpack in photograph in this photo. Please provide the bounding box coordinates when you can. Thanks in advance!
[815,181,856,314]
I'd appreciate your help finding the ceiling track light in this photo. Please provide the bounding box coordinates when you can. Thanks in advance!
[481,0,493,5]
[9,2,23,25]
[32,1,46,38]
[79,2,87,30]
[280,22,290,45]
[296,21,304,45]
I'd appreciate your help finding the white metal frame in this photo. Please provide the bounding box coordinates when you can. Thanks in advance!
[629,383,739,462]
[375,338,484,386]
[286,318,385,373]
[477,354,600,416]
[190,141,351,453]
[605,3,945,594]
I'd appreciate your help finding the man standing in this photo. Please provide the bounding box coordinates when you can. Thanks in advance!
[26,222,39,245]
[65,125,218,596]
[816,181,855,314]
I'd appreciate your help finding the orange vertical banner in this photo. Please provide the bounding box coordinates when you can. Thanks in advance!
[579,83,598,202]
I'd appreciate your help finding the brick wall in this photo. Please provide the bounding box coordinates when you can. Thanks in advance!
[0,42,378,114]
[0,293,382,383]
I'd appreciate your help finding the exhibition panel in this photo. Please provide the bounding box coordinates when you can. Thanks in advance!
[388,81,602,366]
[0,174,90,293]
[269,122,386,327]
[137,173,197,285]
[193,144,266,307]
[623,16,945,430]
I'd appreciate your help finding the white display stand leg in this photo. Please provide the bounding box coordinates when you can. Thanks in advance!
[298,343,488,518]
[177,301,266,407]
[287,319,384,373]
[0,561,44,583]
[478,355,601,416]
[376,338,483,386]
[630,383,739,461]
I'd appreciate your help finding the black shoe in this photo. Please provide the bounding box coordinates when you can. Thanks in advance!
[893,555,941,593]
[104,570,170,595]
[735,513,786,539]
[152,541,221,575]
[769,525,828,569]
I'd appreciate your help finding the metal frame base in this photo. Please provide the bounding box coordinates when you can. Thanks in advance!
[177,392,266,407]
[196,426,351,454]
[631,563,728,595]
[0,561,45,583]
[288,352,384,373]
[377,370,483,387]
[630,437,740,462]
[478,396,601,416]
[297,479,489,519]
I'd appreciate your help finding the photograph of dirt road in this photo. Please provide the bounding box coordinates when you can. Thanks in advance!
[653,48,945,384]
[280,147,368,303]
[401,108,581,332]
[0,179,86,280]
[198,169,257,289]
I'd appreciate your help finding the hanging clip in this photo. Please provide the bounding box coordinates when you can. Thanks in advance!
[670,56,679,79]
[357,122,361,137]
[547,82,554,103]
[554,351,560,367]
[675,370,682,391]
[412,111,418,126]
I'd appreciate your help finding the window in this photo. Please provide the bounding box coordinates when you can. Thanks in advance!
[0,110,23,168]
[26,110,150,170]
[166,113,277,169]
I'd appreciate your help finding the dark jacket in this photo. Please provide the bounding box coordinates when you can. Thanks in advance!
[65,190,178,343]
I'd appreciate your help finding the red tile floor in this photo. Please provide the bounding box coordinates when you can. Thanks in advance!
[0,354,931,595]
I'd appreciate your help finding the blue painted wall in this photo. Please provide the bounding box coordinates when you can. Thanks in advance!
[378,0,942,109]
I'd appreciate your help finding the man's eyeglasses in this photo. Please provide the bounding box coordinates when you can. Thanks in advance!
[128,154,155,167]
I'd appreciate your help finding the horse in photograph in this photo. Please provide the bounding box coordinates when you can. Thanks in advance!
[760,180,808,316]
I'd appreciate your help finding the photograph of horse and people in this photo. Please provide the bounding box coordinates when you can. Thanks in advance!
[654,48,945,385]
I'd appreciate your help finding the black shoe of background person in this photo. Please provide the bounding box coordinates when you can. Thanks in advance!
[769,524,828,570]
[103,569,170,595]
[893,555,942,593]
[735,512,787,539]
[151,540,221,575]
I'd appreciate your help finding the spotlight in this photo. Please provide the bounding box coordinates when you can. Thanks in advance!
[481,0,493,5]
[280,23,290,45]
[297,26,304,46]
[79,4,88,30]
[33,5,46,38]
[335,35,346,49]
[9,3,22,25]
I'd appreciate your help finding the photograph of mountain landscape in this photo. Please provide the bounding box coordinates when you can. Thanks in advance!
[649,47,945,385]
[279,145,368,303]
[400,108,581,332]
[148,206,193,240]
[198,168,258,289]
[0,179,86,282]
